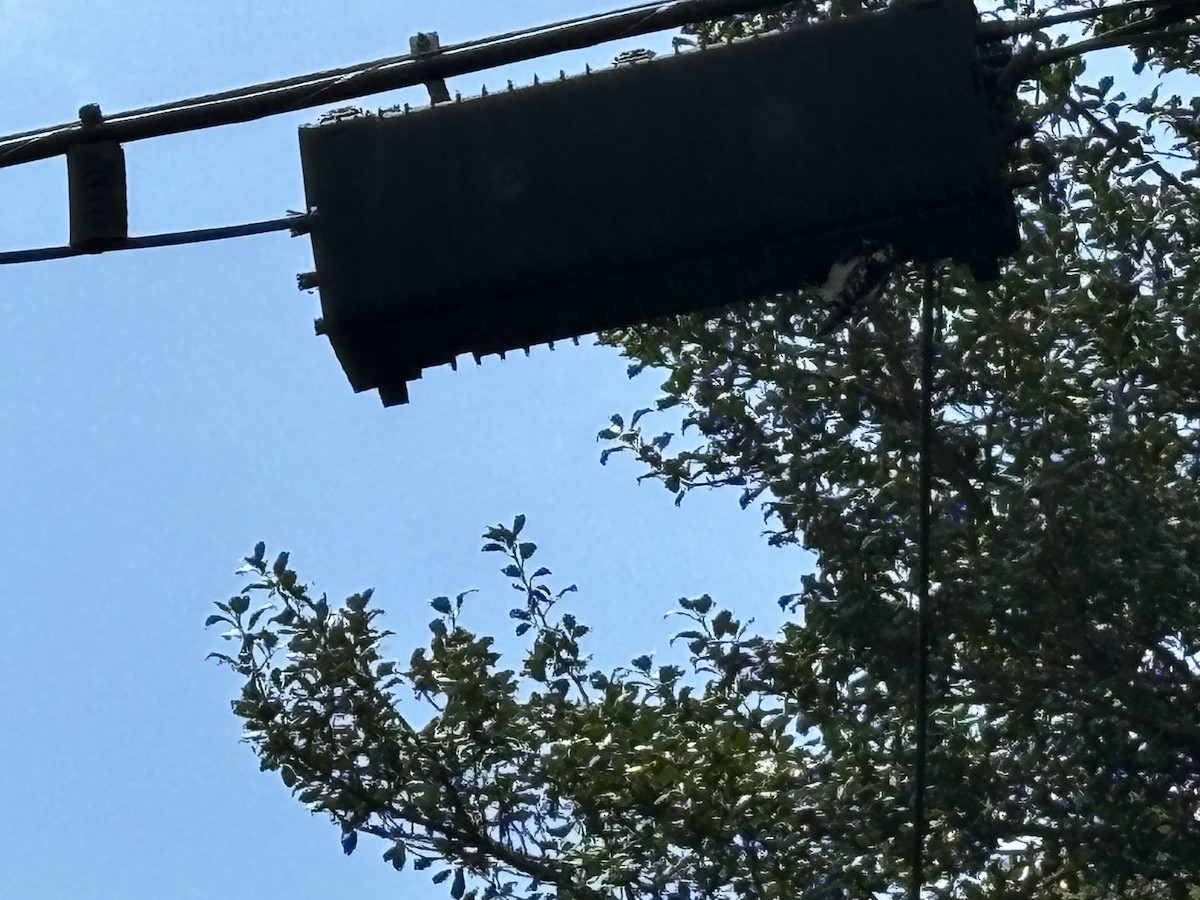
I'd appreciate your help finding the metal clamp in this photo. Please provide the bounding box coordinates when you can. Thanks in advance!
[410,32,451,105]
[67,104,128,251]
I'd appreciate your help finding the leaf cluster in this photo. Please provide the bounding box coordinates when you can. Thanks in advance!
[210,2,1200,897]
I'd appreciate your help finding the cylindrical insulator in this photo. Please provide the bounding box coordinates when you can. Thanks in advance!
[67,140,128,250]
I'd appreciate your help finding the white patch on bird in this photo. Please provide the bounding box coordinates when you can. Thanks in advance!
[819,257,862,301]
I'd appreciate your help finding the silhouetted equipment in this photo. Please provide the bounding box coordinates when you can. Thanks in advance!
[67,106,128,251]
[298,0,1026,405]
[410,32,453,105]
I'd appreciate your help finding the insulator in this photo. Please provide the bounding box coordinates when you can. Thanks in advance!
[66,140,128,251]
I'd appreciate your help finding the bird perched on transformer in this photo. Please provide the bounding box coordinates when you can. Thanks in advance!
[818,244,897,332]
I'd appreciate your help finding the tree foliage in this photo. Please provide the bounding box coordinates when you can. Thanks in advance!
[210,2,1200,897]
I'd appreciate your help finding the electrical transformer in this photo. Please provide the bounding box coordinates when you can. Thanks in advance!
[298,0,1023,405]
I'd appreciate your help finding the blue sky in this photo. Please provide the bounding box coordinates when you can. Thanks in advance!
[4,3,1189,897]
[0,2,806,897]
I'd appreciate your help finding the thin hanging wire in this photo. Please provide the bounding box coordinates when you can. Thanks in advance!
[0,214,307,266]
[909,263,937,900]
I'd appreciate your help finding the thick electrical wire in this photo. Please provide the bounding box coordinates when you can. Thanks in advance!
[0,0,689,148]
[5,0,1196,170]
[979,0,1200,39]
[0,214,307,265]
[0,0,791,169]
[908,264,937,900]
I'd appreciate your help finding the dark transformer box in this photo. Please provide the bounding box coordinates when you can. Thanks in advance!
[299,0,1022,405]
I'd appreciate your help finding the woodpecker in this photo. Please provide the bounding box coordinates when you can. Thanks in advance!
[818,244,896,331]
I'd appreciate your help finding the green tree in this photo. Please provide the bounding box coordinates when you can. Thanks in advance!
[209,2,1200,896]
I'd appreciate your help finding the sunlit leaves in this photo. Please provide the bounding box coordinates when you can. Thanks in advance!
[586,2,1200,891]
[383,841,407,871]
[207,4,1200,896]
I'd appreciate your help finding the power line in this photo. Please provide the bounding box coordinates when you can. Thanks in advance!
[4,0,1195,171]
[909,264,939,900]
[0,0,684,147]
[0,0,794,169]
[0,214,307,266]
[978,0,1200,38]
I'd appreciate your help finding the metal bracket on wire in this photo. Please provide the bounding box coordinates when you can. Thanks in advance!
[0,0,802,169]
[410,32,452,105]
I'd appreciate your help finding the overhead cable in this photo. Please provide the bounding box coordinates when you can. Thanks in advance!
[0,214,307,265]
[0,0,793,169]
[908,263,939,900]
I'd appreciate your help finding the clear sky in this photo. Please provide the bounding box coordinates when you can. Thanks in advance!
[0,2,807,897]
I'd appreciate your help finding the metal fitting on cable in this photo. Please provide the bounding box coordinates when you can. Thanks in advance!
[67,104,128,251]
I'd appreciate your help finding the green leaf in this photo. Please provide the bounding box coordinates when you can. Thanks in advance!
[451,869,466,899]
[503,564,522,579]
[432,869,452,885]
[414,857,433,871]
[270,607,296,626]
[600,447,625,465]
[712,609,735,637]
[205,614,232,628]
[518,542,537,561]
[681,595,714,615]
[383,841,407,871]
[631,655,653,673]
[483,525,510,543]
[512,514,526,537]
[244,541,266,569]
[272,551,290,577]
[430,596,453,615]
[229,595,250,616]
[531,566,552,578]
